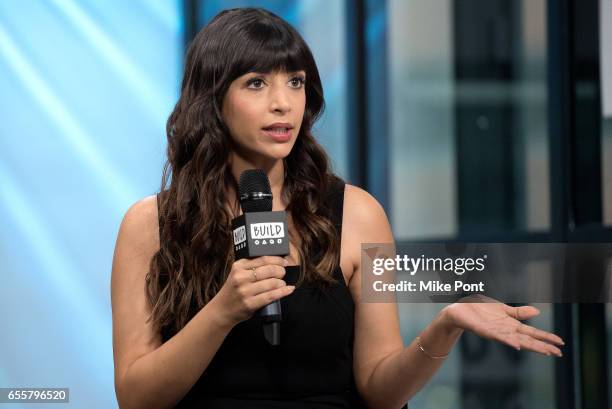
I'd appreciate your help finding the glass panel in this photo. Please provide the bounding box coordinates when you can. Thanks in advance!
[604,119,612,225]
[389,1,554,408]
[197,1,348,178]
[600,0,612,225]
[389,0,549,239]
[389,0,456,238]
[608,303,612,409]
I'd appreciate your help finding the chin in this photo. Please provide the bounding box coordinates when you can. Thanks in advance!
[259,143,295,160]
[266,148,293,160]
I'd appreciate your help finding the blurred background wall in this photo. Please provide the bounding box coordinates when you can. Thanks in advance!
[1,1,611,408]
[0,1,182,407]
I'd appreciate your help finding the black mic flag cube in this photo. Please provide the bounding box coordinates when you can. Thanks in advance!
[232,211,290,260]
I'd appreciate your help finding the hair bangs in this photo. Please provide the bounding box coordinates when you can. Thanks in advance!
[232,23,307,76]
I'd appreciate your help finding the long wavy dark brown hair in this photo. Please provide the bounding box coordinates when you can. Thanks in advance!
[146,8,343,338]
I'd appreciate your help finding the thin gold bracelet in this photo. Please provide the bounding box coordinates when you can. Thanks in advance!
[415,336,449,359]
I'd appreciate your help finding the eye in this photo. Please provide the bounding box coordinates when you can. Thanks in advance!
[246,78,265,89]
[289,76,306,88]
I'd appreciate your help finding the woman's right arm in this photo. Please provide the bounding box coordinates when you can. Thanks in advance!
[111,196,293,409]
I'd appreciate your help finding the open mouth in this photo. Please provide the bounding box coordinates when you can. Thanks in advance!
[262,127,292,141]
[262,127,291,134]
[262,123,294,131]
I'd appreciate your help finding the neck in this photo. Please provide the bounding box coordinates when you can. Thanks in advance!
[228,152,286,211]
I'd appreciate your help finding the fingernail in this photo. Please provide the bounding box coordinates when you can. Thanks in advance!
[557,352,563,357]
[284,259,289,266]
[288,285,296,291]
[560,340,565,345]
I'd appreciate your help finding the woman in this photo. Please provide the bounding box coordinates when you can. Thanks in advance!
[111,7,564,409]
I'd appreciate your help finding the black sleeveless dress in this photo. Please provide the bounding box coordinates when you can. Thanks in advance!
[157,177,406,409]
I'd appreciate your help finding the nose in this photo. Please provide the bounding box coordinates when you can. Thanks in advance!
[268,86,291,114]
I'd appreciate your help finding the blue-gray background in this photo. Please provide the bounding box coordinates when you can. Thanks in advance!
[0,1,181,407]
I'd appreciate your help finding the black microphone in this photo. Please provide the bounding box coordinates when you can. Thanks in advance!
[231,169,289,346]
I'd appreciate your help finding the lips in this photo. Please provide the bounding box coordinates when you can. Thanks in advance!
[263,127,291,133]
[262,127,292,142]
[261,123,293,142]
[262,123,293,131]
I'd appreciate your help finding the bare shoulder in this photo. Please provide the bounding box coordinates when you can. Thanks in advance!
[125,194,159,220]
[117,195,160,253]
[111,193,160,303]
[343,184,387,222]
[341,184,394,283]
[343,184,391,241]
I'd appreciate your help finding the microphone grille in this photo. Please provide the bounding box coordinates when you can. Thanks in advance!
[239,169,273,212]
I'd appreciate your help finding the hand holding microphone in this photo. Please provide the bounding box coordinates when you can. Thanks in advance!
[212,256,295,328]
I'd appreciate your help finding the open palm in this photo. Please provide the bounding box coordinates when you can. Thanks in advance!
[445,295,564,357]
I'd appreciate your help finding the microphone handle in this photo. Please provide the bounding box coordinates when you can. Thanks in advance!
[260,299,282,346]
[260,299,282,322]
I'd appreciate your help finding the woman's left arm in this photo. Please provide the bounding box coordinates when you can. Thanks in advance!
[343,185,564,409]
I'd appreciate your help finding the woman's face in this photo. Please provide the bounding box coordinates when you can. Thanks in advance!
[221,69,306,162]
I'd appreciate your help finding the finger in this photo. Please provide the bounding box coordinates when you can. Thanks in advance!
[245,264,286,282]
[239,256,289,270]
[250,285,296,310]
[244,278,287,296]
[518,323,565,346]
[508,305,540,321]
[517,333,563,357]
[486,329,522,351]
